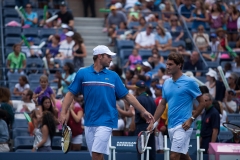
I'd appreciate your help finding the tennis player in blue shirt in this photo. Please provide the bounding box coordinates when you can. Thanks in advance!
[60,45,154,160]
[147,52,205,160]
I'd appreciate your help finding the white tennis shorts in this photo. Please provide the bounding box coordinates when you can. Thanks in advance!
[168,124,193,154]
[155,132,164,150]
[71,134,83,144]
[84,126,112,156]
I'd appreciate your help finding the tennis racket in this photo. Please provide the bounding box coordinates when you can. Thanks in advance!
[223,122,240,134]
[61,121,72,153]
[136,121,158,154]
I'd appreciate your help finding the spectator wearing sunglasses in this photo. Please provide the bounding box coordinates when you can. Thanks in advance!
[21,3,38,28]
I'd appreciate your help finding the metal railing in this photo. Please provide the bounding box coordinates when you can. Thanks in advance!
[171,0,208,68]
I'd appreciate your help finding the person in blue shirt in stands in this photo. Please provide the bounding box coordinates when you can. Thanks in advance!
[179,0,195,22]
[21,3,38,27]
[60,45,154,160]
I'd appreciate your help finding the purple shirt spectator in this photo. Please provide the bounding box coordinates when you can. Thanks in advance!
[47,43,60,57]
[60,33,66,41]
[34,86,53,105]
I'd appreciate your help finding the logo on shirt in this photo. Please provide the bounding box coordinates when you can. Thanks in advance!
[105,78,109,80]
[206,118,209,123]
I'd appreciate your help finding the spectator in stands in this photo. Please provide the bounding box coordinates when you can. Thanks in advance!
[56,31,75,60]
[128,2,142,23]
[202,33,220,61]
[32,111,56,152]
[21,3,38,28]
[226,5,239,42]
[224,62,232,78]
[153,67,166,80]
[183,51,203,77]
[55,62,76,96]
[141,61,153,87]
[174,44,191,59]
[147,48,164,64]
[209,2,224,32]
[21,37,43,58]
[200,93,220,154]
[161,0,175,23]
[46,34,60,58]
[72,32,87,70]
[125,69,135,85]
[232,55,240,73]
[59,24,70,41]
[205,68,226,101]
[134,17,147,31]
[39,11,58,28]
[12,89,36,119]
[43,53,60,75]
[150,53,166,75]
[223,90,238,113]
[56,1,74,29]
[226,130,240,143]
[228,73,240,91]
[193,25,210,52]
[169,15,184,42]
[6,44,26,76]
[134,80,156,160]
[38,96,58,120]
[179,0,195,22]
[13,75,30,96]
[0,109,10,152]
[155,25,172,51]
[0,87,14,126]
[135,24,155,49]
[124,48,142,71]
[191,0,208,31]
[33,75,56,107]
[107,5,127,30]
[82,0,96,18]
[68,97,84,151]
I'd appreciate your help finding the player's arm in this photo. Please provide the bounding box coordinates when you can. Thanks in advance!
[60,92,74,122]
[192,95,205,119]
[123,93,154,123]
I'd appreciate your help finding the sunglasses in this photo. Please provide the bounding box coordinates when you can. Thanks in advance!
[171,19,177,22]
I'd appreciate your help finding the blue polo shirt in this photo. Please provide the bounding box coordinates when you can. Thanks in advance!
[24,12,38,26]
[68,65,128,128]
[162,75,201,129]
[180,5,195,18]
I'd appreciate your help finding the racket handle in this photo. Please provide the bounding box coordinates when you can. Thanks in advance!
[153,121,158,130]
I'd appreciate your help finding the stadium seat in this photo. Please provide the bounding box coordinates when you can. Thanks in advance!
[4,27,22,37]
[3,0,15,7]
[52,136,62,150]
[40,28,58,38]
[228,41,236,48]
[5,47,14,58]
[14,136,34,150]
[26,58,44,68]
[62,58,74,65]
[12,119,29,128]
[159,51,170,59]
[186,22,192,30]
[228,120,240,127]
[127,22,140,29]
[116,40,134,53]
[206,61,219,69]
[4,9,19,18]
[12,128,30,139]
[7,73,22,82]
[48,74,56,82]
[139,49,152,61]
[227,113,240,122]
[172,40,186,48]
[218,131,233,142]
[28,74,43,83]
[196,76,207,83]
[29,82,39,91]
[163,22,170,29]
[5,37,22,46]
[119,49,132,66]
[4,17,21,24]
[22,28,40,38]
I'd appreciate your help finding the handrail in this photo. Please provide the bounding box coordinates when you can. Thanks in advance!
[0,0,6,81]
[170,0,208,68]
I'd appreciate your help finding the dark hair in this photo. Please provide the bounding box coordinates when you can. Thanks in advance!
[41,111,56,139]
[53,34,60,43]
[72,32,84,44]
[152,47,159,54]
[159,67,166,74]
[167,52,184,69]
[224,62,232,71]
[41,96,54,114]
[211,2,222,13]
[138,75,147,82]
[25,89,33,99]
[13,43,21,50]
[110,63,122,77]
[199,86,209,94]
[212,100,221,114]
[0,109,9,125]
[20,75,29,84]
[126,69,135,78]
[0,87,11,103]
[231,73,239,84]
[64,62,75,74]
[93,55,98,62]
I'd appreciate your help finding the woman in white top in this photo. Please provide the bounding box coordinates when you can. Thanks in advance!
[32,111,56,152]
[13,75,30,96]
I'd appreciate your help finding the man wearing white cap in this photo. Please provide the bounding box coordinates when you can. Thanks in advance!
[60,45,154,160]
[57,31,75,60]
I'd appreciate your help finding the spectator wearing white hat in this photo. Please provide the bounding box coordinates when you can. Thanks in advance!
[205,68,226,101]
[57,31,75,60]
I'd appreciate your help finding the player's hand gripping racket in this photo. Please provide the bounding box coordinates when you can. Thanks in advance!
[136,121,158,154]
[223,122,240,134]
[61,121,72,153]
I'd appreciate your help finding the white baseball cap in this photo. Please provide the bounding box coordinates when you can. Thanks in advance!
[115,2,122,9]
[142,61,152,69]
[93,45,116,56]
[65,31,74,37]
[61,24,69,29]
[206,68,217,80]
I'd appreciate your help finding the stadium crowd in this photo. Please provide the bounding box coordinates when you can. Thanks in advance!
[0,0,240,157]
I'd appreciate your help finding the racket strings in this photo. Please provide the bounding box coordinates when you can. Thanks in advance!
[62,128,71,152]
